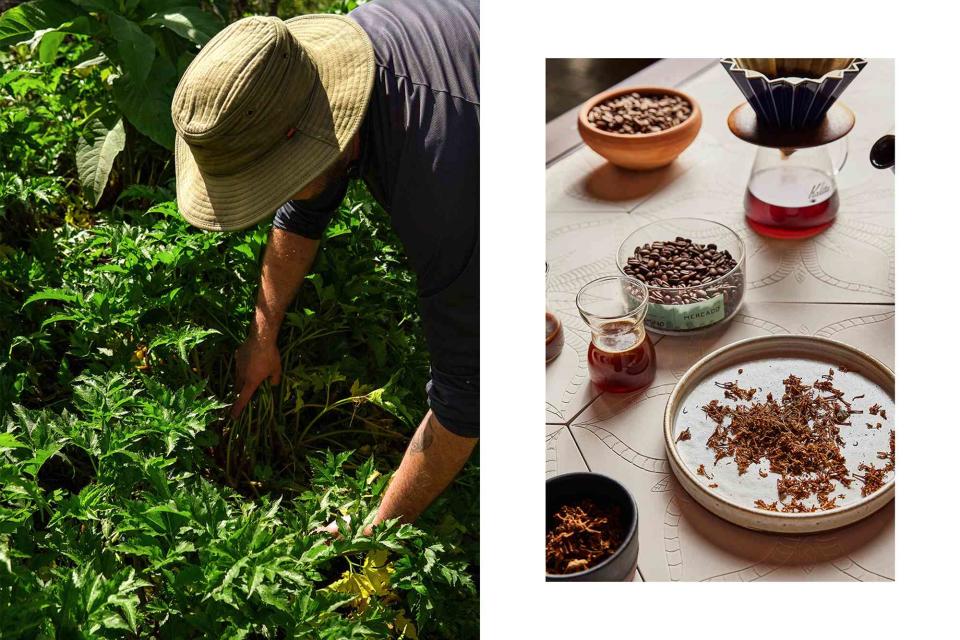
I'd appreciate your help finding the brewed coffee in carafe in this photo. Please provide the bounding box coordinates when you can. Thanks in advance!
[721,58,866,239]
[744,143,846,239]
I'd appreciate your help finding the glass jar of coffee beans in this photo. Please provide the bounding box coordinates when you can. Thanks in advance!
[616,218,746,334]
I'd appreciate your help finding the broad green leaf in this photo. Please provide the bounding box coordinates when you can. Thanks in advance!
[74,1,121,11]
[36,29,65,63]
[113,55,175,149]
[76,117,126,206]
[106,13,155,86]
[57,14,107,38]
[137,0,194,15]
[143,7,222,46]
[0,0,80,47]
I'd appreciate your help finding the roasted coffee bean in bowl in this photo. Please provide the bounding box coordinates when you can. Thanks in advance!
[578,86,701,170]
[587,93,693,134]
[616,218,746,334]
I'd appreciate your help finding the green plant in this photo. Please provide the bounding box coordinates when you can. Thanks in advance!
[0,4,478,635]
[0,186,478,636]
[0,0,223,209]
[0,398,476,638]
[0,1,223,148]
[0,47,105,229]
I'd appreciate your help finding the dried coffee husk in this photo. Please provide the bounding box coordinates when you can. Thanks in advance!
[545,499,625,575]
[701,371,894,512]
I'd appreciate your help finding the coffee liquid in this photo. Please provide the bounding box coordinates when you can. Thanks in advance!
[587,321,656,393]
[546,311,564,363]
[745,166,838,239]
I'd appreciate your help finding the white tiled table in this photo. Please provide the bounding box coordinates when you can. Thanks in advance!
[545,59,894,581]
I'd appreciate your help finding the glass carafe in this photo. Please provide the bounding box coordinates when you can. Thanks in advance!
[744,140,847,239]
[576,276,656,393]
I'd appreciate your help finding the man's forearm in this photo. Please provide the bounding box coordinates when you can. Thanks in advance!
[374,411,477,525]
[252,228,320,340]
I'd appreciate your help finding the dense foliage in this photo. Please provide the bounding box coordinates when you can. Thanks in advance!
[0,1,479,637]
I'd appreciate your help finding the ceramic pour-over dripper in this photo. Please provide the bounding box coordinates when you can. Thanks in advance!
[721,58,867,131]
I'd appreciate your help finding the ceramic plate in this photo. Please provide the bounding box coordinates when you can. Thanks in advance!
[663,335,894,533]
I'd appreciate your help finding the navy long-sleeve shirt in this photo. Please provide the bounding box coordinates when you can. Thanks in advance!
[273,0,479,437]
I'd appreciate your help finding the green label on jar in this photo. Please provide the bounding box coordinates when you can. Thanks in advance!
[646,294,725,331]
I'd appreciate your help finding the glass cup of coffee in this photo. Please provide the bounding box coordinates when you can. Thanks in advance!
[576,275,656,393]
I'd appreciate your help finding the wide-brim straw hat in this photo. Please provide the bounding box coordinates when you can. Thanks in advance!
[172,14,374,231]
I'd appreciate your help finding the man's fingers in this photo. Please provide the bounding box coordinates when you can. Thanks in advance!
[230,381,258,419]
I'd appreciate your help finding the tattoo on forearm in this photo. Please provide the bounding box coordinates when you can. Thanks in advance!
[409,417,436,453]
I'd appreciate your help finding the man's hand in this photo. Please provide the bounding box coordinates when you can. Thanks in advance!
[231,333,281,418]
[230,228,321,419]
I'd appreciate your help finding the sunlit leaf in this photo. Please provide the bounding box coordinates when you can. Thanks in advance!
[76,116,126,206]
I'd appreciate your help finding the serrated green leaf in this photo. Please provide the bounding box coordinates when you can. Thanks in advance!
[41,312,76,327]
[22,288,78,307]
[0,433,29,451]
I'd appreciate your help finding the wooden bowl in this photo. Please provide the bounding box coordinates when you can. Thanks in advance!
[577,86,702,170]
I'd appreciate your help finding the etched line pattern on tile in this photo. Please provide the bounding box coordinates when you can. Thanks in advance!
[572,423,669,474]
[663,496,683,581]
[831,556,893,582]
[546,216,629,242]
[665,495,894,581]
[815,311,896,339]
[574,382,676,425]
[825,219,895,293]
[747,246,801,289]
[544,327,592,422]
[546,427,563,478]
[650,476,672,493]
[546,258,617,294]
[700,538,801,582]
[800,242,892,298]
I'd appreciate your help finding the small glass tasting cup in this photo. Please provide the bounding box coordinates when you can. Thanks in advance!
[546,262,564,363]
[576,276,657,393]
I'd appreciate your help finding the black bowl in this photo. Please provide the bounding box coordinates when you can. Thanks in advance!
[545,472,639,582]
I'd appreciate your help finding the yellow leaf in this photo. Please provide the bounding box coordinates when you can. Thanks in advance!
[394,611,419,639]
[327,549,394,609]
[361,549,392,596]
[328,571,371,600]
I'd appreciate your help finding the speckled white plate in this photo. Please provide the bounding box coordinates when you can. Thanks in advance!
[663,335,894,534]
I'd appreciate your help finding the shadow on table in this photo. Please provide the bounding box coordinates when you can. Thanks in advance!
[584,161,682,203]
[675,484,894,580]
